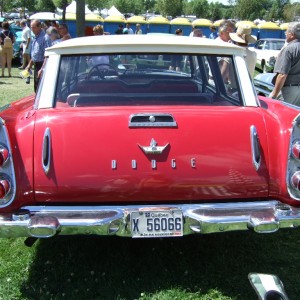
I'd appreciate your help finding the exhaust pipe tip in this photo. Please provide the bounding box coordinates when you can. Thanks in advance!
[27,216,60,238]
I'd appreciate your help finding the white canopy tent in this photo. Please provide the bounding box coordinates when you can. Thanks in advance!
[29,12,61,20]
[107,5,123,17]
[66,1,92,14]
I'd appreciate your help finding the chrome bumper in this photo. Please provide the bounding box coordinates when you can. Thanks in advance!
[1,201,300,238]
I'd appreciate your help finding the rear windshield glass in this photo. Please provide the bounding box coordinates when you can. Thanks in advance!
[54,53,243,107]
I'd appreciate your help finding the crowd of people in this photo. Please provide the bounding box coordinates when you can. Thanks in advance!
[0,17,299,105]
[0,19,72,91]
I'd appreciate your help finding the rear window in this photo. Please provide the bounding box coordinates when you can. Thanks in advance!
[54,53,243,107]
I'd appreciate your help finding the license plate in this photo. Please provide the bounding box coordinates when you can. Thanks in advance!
[131,210,183,238]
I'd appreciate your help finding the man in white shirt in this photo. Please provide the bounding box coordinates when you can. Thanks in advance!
[19,20,31,69]
[124,23,133,34]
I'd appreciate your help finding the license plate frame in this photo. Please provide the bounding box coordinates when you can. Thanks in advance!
[131,210,183,238]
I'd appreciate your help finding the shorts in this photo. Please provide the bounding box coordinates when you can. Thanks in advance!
[23,42,31,55]
[0,46,13,60]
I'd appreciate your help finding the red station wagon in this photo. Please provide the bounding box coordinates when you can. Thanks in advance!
[1,35,300,244]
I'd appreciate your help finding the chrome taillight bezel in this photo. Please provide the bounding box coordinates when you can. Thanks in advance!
[0,118,16,207]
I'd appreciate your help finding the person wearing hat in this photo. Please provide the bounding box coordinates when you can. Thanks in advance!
[269,22,300,106]
[229,24,257,77]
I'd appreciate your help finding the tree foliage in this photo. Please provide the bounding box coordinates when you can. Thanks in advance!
[0,0,298,22]
[35,0,56,12]
[155,0,183,18]
[283,2,300,22]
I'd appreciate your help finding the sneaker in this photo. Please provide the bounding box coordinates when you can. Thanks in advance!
[18,66,25,70]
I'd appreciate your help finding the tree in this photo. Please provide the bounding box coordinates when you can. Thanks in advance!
[35,0,56,12]
[76,0,85,37]
[234,0,266,20]
[155,0,183,18]
[283,2,300,22]
[192,0,209,19]
[208,2,222,21]
[52,0,71,22]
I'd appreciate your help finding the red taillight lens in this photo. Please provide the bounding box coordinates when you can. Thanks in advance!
[292,142,300,160]
[291,172,300,191]
[0,147,9,167]
[0,179,10,198]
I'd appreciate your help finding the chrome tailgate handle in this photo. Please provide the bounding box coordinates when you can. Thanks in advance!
[129,113,177,127]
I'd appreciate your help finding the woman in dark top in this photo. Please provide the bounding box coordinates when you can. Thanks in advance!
[0,21,15,77]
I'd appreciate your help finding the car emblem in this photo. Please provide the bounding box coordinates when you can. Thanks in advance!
[138,138,169,155]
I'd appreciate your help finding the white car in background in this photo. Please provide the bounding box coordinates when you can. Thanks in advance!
[249,38,285,73]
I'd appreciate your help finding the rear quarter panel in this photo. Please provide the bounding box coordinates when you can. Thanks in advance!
[0,96,35,212]
[259,96,300,206]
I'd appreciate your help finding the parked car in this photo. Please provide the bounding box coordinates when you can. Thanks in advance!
[249,38,285,73]
[253,72,284,101]
[1,35,300,243]
[9,23,23,63]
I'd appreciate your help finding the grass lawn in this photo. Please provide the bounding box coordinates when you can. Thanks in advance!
[0,65,299,300]
[0,65,34,105]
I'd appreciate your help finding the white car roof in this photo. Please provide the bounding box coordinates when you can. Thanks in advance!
[46,34,245,56]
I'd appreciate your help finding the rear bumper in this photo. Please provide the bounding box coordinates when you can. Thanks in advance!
[1,200,300,238]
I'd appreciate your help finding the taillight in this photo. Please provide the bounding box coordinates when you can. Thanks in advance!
[0,179,10,198]
[291,172,300,191]
[292,141,300,160]
[0,118,16,207]
[0,146,9,167]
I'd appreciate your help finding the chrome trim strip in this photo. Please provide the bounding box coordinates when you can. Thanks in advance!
[42,128,51,175]
[0,118,17,208]
[250,125,261,171]
[1,201,300,238]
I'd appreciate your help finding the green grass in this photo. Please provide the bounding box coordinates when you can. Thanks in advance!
[1,231,300,299]
[0,64,34,105]
[0,65,299,300]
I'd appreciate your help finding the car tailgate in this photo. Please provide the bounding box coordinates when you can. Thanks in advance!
[33,106,269,203]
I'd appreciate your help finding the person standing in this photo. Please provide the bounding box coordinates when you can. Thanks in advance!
[193,29,203,38]
[215,20,235,43]
[209,26,218,39]
[269,22,300,106]
[93,25,104,36]
[58,23,71,41]
[124,23,133,34]
[19,19,31,69]
[25,19,52,92]
[0,21,15,77]
[135,24,142,34]
[229,24,257,77]
[169,28,183,71]
[47,27,61,45]
[115,24,123,34]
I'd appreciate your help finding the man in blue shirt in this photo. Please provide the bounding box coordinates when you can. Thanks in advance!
[25,19,52,92]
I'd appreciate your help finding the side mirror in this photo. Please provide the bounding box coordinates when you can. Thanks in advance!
[248,273,289,300]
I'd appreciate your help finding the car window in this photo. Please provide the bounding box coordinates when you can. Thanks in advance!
[54,53,243,107]
[272,41,285,50]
